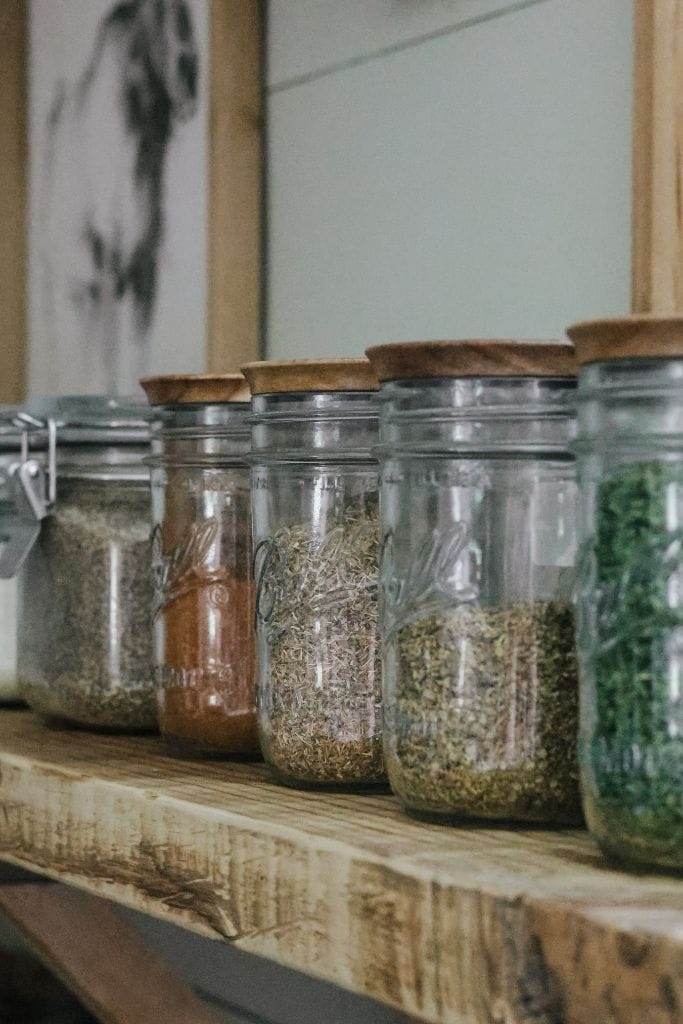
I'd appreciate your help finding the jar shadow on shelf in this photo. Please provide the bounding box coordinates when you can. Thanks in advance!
[33,714,158,737]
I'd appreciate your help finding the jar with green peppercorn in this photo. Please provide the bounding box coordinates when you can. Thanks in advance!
[366,340,581,825]
[569,316,683,871]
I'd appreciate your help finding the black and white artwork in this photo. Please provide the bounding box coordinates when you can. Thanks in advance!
[29,0,209,395]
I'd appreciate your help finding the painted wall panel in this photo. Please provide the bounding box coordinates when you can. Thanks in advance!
[268,0,543,88]
[266,0,632,358]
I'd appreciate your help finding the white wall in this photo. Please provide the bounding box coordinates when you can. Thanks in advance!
[265,0,633,358]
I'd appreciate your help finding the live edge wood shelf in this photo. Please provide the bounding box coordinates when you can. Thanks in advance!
[0,711,681,1024]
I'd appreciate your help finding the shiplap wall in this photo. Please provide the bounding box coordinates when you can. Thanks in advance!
[265,0,633,358]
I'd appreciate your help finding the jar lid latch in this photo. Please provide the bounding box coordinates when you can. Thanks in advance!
[0,415,57,578]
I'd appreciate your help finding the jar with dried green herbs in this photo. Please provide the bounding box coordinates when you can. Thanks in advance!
[570,317,683,871]
[13,397,156,732]
[243,359,385,790]
[367,341,581,824]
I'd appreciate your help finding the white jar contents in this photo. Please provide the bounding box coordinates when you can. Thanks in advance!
[0,576,18,702]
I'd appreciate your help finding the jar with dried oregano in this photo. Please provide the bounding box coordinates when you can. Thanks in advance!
[569,316,683,871]
[142,374,258,759]
[243,358,385,790]
[367,340,581,824]
[15,397,156,731]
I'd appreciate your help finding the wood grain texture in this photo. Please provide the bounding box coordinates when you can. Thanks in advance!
[208,0,263,374]
[0,883,223,1024]
[568,313,683,363]
[242,357,379,393]
[0,714,682,1023]
[366,341,576,381]
[141,372,249,405]
[0,0,27,403]
[632,0,683,313]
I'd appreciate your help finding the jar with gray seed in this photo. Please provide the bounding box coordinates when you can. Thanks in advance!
[16,397,155,731]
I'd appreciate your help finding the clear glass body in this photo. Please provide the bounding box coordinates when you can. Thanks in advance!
[381,376,580,823]
[577,358,683,870]
[149,404,257,758]
[0,451,20,704]
[18,470,155,730]
[251,391,384,790]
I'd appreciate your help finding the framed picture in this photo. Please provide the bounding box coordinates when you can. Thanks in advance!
[1,0,262,399]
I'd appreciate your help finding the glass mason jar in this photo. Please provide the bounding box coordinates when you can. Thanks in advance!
[367,341,581,824]
[16,397,156,731]
[243,359,385,790]
[142,374,258,758]
[0,414,29,705]
[569,316,683,871]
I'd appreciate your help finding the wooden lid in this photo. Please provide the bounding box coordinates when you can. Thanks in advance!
[567,315,683,365]
[366,340,576,380]
[241,358,379,395]
[140,374,250,406]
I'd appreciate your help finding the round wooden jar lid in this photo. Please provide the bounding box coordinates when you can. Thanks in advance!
[365,340,576,381]
[241,358,379,395]
[567,315,683,365]
[140,374,250,406]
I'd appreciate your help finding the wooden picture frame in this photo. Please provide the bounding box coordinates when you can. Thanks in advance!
[0,1,28,403]
[632,0,683,314]
[0,0,262,403]
[208,0,263,375]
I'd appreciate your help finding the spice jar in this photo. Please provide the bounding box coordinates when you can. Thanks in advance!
[14,397,155,731]
[367,341,580,824]
[0,414,32,705]
[569,316,683,870]
[142,374,258,758]
[242,358,385,790]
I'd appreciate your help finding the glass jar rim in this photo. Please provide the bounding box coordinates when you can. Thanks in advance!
[23,395,152,445]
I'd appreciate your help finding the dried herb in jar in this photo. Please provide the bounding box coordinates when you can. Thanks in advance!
[257,497,384,788]
[586,461,683,865]
[387,601,580,822]
[19,479,156,731]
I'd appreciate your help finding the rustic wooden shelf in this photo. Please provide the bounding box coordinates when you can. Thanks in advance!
[0,709,681,1024]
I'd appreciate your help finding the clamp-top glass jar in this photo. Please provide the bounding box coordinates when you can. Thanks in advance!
[142,374,258,758]
[367,341,581,823]
[569,316,683,870]
[0,411,37,705]
[15,397,155,731]
[243,359,385,790]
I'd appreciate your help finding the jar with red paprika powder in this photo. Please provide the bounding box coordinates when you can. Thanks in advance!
[142,374,258,758]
